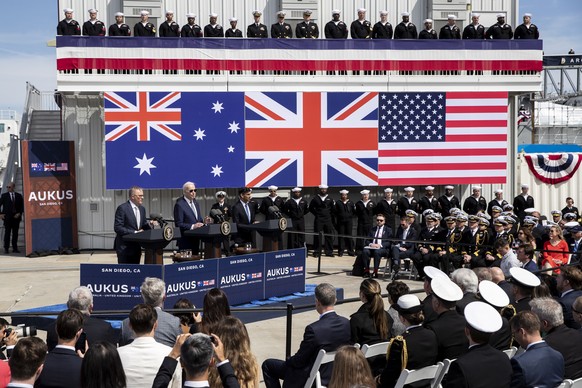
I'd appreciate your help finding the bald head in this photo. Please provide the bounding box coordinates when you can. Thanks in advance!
[490,267,505,283]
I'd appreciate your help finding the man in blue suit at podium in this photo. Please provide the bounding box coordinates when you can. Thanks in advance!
[114,186,152,264]
[174,181,205,255]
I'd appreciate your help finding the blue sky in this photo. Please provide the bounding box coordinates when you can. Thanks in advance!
[0,0,580,113]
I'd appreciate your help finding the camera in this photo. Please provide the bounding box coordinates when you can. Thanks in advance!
[4,325,37,338]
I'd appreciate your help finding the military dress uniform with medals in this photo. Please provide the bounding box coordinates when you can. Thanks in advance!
[247,23,268,38]
[412,220,445,278]
[463,196,487,215]
[296,21,319,38]
[271,22,292,38]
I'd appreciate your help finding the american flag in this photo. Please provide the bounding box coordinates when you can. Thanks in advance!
[56,163,68,171]
[245,92,379,187]
[378,92,508,185]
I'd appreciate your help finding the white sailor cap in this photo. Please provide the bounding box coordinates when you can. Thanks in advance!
[252,10,262,16]
[394,294,423,313]
[291,187,301,192]
[472,185,482,190]
[209,12,218,18]
[339,189,349,195]
[186,13,196,18]
[215,190,226,197]
[404,186,415,192]
[88,8,98,13]
[521,183,529,189]
[360,189,370,195]
[524,215,539,223]
[465,302,503,333]
[551,210,561,216]
[303,9,312,15]
[114,12,124,17]
[380,10,388,16]
[384,187,393,193]
[424,266,448,280]
[471,13,481,17]
[522,219,536,226]
[564,212,577,220]
[445,185,454,190]
[565,221,580,228]
[424,19,433,24]
[140,10,150,16]
[425,186,435,191]
[357,8,367,13]
[401,12,410,17]
[496,13,506,18]
[406,210,418,217]
[503,204,514,211]
[277,11,286,17]
[478,280,509,308]
[523,13,532,18]
[509,267,541,288]
[228,17,237,22]
[546,220,559,227]
[422,209,435,217]
[494,189,503,194]
[447,14,457,20]
[63,8,73,13]
[332,9,341,15]
[268,185,278,191]
[431,277,463,302]
[166,10,174,15]
[318,184,328,189]
[524,208,538,214]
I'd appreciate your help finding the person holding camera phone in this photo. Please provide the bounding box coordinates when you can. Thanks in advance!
[0,318,18,360]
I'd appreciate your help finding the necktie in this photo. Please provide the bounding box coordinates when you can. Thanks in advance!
[244,203,251,223]
[402,228,408,243]
[374,227,382,245]
[575,241,579,253]
[10,193,15,212]
[190,200,198,221]
[134,206,140,228]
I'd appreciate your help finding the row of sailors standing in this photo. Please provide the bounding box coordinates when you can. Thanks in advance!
[57,8,539,40]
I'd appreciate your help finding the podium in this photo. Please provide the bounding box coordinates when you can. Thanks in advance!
[123,227,180,265]
[184,223,237,259]
[238,219,292,252]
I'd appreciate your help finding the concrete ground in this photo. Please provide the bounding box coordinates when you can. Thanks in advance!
[0,250,425,386]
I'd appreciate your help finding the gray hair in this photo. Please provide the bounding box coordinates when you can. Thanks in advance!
[140,277,166,307]
[473,267,493,283]
[529,297,563,328]
[182,181,195,194]
[181,333,214,378]
[315,283,337,307]
[128,186,142,197]
[451,268,478,293]
[67,286,93,314]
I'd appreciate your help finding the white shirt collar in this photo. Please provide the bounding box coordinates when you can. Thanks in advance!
[561,289,574,298]
[55,345,76,351]
[526,340,545,350]
[319,310,335,319]
[184,382,210,387]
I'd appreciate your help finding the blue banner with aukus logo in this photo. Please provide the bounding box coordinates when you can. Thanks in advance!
[80,248,306,311]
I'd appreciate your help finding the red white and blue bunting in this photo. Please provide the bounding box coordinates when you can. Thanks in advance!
[524,153,582,184]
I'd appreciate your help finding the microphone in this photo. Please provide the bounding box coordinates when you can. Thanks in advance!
[147,213,165,228]
[268,206,283,219]
[210,209,225,223]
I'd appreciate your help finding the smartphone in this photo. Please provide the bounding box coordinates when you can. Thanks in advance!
[75,332,87,354]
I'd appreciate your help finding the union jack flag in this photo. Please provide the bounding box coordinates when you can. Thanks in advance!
[245,92,379,187]
[104,91,182,141]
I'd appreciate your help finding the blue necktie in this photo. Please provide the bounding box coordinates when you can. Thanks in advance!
[244,203,251,223]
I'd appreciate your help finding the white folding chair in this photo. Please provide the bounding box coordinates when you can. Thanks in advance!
[361,342,389,359]
[503,346,518,359]
[394,362,444,388]
[303,349,337,388]
[557,380,574,388]
[568,376,582,388]
[431,358,453,388]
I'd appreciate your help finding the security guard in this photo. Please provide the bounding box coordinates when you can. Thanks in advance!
[109,12,131,36]
[486,13,513,39]
[82,9,106,36]
[57,8,81,36]
[159,10,180,37]
[350,8,372,39]
[296,10,319,38]
[204,13,224,37]
[419,19,437,39]
[134,10,156,37]
[225,17,243,38]
[439,15,461,39]
[394,12,418,39]
[463,13,485,39]
[514,13,539,39]
[372,10,393,39]
[324,10,348,39]
[271,11,292,38]
[181,14,203,38]
[247,10,268,38]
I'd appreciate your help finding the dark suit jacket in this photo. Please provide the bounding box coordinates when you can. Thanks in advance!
[545,324,582,380]
[231,200,259,245]
[36,347,82,388]
[489,316,513,351]
[284,311,351,388]
[152,356,239,388]
[425,310,469,361]
[456,292,479,316]
[46,315,117,351]
[422,294,439,325]
[113,200,150,262]
[365,225,393,249]
[443,344,511,388]
[174,196,204,249]
[559,289,582,329]
[394,225,418,251]
[349,302,393,345]
[511,341,564,388]
[0,191,24,222]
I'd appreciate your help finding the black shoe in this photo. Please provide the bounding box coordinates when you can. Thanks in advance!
[325,253,335,257]
[372,272,378,278]
[363,272,370,278]
[13,249,20,253]
[338,252,344,257]
[348,251,355,256]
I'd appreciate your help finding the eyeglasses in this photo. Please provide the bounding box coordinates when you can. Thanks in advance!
[376,219,385,222]
[189,189,197,193]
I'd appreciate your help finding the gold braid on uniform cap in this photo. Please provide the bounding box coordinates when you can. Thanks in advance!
[501,304,517,321]
[386,335,408,370]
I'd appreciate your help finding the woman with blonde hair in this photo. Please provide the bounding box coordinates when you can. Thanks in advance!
[328,345,375,388]
[542,225,569,274]
[208,316,259,388]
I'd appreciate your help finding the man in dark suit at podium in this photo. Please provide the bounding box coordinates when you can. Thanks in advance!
[0,182,24,254]
[231,187,259,248]
[174,181,205,255]
[114,186,152,264]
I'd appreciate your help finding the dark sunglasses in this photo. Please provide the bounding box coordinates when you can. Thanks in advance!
[189,189,197,193]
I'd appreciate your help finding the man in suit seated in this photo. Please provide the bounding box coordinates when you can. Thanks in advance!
[361,213,392,278]
[114,185,154,264]
[120,277,181,347]
[46,286,117,351]
[174,181,206,255]
[556,266,582,329]
[510,311,564,388]
[390,217,417,280]
[262,283,351,388]
[4,337,47,388]
[568,225,582,264]
[231,187,259,249]
[36,309,84,388]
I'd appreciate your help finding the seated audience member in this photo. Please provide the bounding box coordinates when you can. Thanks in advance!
[444,302,511,387]
[509,267,540,313]
[421,266,449,325]
[530,297,582,380]
[450,268,479,315]
[495,238,520,277]
[209,316,259,387]
[120,277,181,347]
[6,337,47,387]
[173,298,201,334]
[36,309,84,388]
[0,358,8,387]
[510,311,564,388]
[328,345,375,388]
[81,341,126,388]
[556,266,582,329]
[117,304,181,388]
[152,333,239,388]
[262,283,351,388]
[516,244,538,273]
[478,280,512,351]
[46,286,117,351]
[473,267,493,282]
[200,288,231,335]
[386,280,410,336]
[376,294,438,388]
[350,279,393,345]
[516,227,537,250]
[360,213,392,278]
[573,295,582,331]
[542,225,569,274]
[0,317,17,360]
